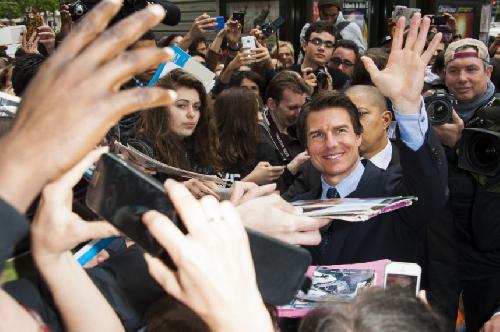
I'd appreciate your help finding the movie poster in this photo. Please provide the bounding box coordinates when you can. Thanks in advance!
[438,5,475,38]
[225,1,280,34]
[343,1,370,44]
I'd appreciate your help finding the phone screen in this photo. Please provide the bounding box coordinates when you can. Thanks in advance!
[85,153,180,269]
[386,273,418,291]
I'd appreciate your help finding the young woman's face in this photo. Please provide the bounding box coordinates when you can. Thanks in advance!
[167,87,201,137]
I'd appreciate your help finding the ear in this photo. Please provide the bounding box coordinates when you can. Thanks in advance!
[381,111,393,129]
[267,98,277,111]
[487,64,493,79]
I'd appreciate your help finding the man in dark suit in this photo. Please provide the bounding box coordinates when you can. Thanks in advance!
[290,13,448,266]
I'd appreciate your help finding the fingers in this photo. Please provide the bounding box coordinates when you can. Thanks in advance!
[165,179,210,236]
[143,210,191,269]
[284,231,322,246]
[53,0,123,65]
[293,217,330,232]
[360,56,380,78]
[103,88,176,121]
[421,32,443,65]
[76,220,121,241]
[73,5,166,74]
[144,253,182,299]
[230,181,259,203]
[55,146,108,189]
[95,47,172,90]
[391,16,405,53]
[414,16,431,55]
[404,13,421,51]
[234,183,277,205]
[257,161,271,167]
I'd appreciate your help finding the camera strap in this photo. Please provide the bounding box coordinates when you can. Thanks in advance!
[261,108,292,163]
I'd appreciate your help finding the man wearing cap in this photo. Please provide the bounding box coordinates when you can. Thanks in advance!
[435,38,500,331]
[299,0,366,57]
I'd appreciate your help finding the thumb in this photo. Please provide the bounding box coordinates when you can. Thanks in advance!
[451,110,463,124]
[360,56,380,78]
[76,221,121,243]
[258,161,271,167]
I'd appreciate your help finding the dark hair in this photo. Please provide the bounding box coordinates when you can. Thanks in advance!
[188,37,207,55]
[135,69,219,171]
[432,52,445,75]
[12,53,46,96]
[351,48,388,85]
[158,33,183,47]
[335,39,360,57]
[215,88,261,171]
[144,296,209,332]
[299,286,448,332]
[304,21,338,42]
[298,90,363,145]
[229,70,265,97]
[265,70,311,104]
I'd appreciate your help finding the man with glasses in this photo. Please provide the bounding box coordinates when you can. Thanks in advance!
[329,39,359,79]
[299,0,366,58]
[290,21,349,92]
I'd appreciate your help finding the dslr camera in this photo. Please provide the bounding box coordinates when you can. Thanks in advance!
[314,67,329,90]
[458,99,500,182]
[424,89,457,125]
[261,16,285,37]
[68,0,179,25]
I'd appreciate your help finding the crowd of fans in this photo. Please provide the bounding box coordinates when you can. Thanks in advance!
[1,0,500,331]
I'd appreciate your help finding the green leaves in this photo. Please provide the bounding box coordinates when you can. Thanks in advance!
[0,0,59,19]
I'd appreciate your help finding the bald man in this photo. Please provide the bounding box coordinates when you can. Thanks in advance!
[346,85,395,170]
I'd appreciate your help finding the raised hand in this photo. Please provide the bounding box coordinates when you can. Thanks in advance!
[0,0,175,212]
[361,13,442,114]
[144,180,273,332]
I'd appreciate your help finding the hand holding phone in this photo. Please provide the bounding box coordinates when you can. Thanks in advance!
[384,262,421,295]
[86,153,312,305]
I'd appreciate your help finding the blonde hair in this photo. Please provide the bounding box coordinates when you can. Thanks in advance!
[271,40,295,59]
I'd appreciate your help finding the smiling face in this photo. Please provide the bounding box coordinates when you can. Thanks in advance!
[306,107,362,186]
[445,47,492,103]
[304,31,336,67]
[167,87,201,138]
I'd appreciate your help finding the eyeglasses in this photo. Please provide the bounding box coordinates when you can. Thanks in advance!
[330,57,355,67]
[308,38,335,49]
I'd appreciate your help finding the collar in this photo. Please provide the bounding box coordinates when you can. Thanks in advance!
[368,139,392,170]
[320,160,365,199]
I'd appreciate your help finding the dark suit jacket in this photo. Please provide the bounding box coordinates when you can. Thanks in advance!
[290,130,448,265]
[282,141,400,201]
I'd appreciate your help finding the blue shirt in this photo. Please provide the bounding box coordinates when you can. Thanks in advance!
[320,100,428,198]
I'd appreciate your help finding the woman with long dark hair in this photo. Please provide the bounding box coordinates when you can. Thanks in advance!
[215,87,284,184]
[133,69,221,197]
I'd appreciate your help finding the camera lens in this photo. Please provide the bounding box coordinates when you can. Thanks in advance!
[74,4,84,15]
[428,99,452,125]
[470,133,500,173]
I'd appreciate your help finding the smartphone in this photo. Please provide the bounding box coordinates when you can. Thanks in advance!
[431,15,448,26]
[232,11,245,32]
[85,153,180,269]
[384,262,421,295]
[207,16,225,31]
[0,26,25,46]
[241,35,256,50]
[86,153,312,305]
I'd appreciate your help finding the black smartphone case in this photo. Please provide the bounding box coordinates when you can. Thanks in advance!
[86,153,311,305]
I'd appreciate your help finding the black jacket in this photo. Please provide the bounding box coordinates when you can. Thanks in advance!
[291,129,448,265]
